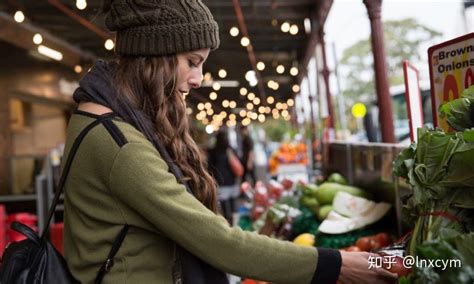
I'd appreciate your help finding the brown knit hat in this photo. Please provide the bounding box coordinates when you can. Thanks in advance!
[102,0,220,56]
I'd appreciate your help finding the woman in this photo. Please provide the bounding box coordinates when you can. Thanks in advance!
[208,129,241,224]
[239,126,256,185]
[63,0,398,283]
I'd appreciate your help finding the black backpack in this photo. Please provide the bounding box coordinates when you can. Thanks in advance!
[0,116,129,284]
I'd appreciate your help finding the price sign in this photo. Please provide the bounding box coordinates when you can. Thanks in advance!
[428,33,474,131]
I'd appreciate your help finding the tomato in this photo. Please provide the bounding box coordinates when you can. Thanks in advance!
[281,178,293,190]
[356,237,372,251]
[375,233,391,247]
[369,239,382,251]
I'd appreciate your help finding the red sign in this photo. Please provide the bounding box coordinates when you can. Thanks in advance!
[403,61,424,142]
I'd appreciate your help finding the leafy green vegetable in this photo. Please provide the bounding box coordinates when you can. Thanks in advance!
[414,128,461,186]
[441,141,474,187]
[450,233,474,267]
[438,85,474,131]
[412,239,474,284]
[393,84,474,284]
[393,143,416,179]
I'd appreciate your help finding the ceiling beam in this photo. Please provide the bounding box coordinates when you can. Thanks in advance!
[47,0,111,40]
[0,11,95,68]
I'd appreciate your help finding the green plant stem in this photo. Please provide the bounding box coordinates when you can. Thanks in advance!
[409,216,422,256]
[426,202,435,241]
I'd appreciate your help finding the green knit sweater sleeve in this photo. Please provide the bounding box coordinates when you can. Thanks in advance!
[108,138,324,283]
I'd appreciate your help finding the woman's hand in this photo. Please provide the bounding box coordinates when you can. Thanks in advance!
[338,251,398,284]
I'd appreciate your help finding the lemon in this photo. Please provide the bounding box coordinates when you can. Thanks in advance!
[293,233,315,247]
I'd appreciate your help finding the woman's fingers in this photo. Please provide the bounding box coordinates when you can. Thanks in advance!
[376,267,399,279]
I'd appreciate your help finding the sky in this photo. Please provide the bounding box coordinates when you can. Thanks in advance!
[323,0,471,88]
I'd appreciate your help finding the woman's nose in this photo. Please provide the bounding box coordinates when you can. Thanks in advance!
[189,79,201,89]
[189,71,203,89]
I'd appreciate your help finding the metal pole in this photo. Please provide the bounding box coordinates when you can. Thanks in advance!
[318,28,335,129]
[331,42,348,133]
[305,71,318,175]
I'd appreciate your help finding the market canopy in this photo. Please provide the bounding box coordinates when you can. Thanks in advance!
[0,0,333,124]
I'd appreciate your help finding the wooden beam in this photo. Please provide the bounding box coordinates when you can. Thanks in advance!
[47,0,111,40]
[0,11,95,68]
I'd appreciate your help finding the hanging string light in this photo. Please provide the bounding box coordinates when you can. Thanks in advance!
[14,11,25,23]
[76,0,87,10]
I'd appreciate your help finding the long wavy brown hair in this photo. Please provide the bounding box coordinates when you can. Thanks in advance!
[112,56,218,213]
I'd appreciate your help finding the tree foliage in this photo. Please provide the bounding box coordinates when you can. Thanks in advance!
[339,18,441,105]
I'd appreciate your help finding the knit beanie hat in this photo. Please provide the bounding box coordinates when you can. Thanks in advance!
[102,0,220,56]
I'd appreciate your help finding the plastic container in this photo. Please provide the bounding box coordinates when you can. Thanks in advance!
[50,222,64,255]
[0,205,7,255]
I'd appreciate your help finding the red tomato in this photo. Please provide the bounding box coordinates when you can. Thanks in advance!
[281,178,293,190]
[375,233,391,247]
[356,237,372,251]
[369,239,382,251]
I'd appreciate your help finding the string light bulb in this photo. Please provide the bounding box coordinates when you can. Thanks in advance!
[209,92,218,100]
[218,69,227,78]
[247,92,256,101]
[289,24,299,35]
[76,0,87,10]
[14,11,25,23]
[230,26,239,37]
[292,84,300,93]
[240,37,250,47]
[281,22,290,33]
[276,65,285,74]
[104,39,114,50]
[33,33,43,45]
[212,82,221,91]
[74,65,82,73]
[290,67,299,76]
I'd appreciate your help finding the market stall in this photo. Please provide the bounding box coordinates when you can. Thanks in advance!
[0,0,472,283]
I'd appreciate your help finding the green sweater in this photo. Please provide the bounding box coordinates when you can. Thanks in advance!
[63,111,341,284]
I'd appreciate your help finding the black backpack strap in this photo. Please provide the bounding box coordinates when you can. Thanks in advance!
[41,113,116,240]
[37,113,131,283]
[94,224,130,284]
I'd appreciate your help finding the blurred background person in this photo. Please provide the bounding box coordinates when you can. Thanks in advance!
[240,126,256,185]
[208,129,241,224]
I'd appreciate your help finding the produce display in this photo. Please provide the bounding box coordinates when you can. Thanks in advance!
[393,86,474,283]
[268,142,308,175]
[318,191,391,234]
[238,172,393,250]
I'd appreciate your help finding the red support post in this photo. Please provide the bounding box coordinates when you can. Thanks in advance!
[363,0,396,143]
